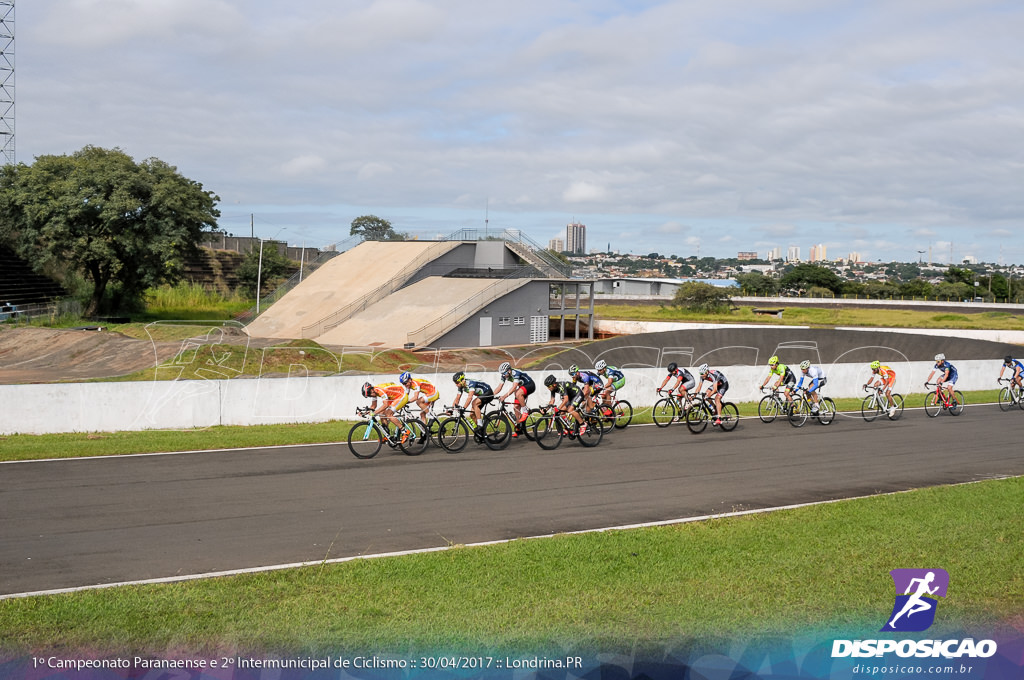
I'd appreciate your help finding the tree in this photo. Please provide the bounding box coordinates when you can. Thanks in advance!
[672,281,733,313]
[236,244,297,298]
[779,264,842,295]
[735,271,778,296]
[349,214,405,241]
[0,146,219,315]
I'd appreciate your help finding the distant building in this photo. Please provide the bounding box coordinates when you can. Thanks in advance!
[549,237,565,252]
[787,245,801,262]
[809,243,827,262]
[737,251,759,261]
[766,247,782,261]
[566,222,587,255]
[847,252,862,264]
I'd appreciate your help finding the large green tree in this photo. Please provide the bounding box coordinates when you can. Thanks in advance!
[0,146,220,315]
[349,214,405,241]
[779,264,843,295]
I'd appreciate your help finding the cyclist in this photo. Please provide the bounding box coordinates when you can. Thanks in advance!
[595,359,625,410]
[658,361,696,410]
[760,355,796,406]
[451,371,494,435]
[543,374,587,434]
[568,363,603,413]
[926,353,958,405]
[361,380,406,438]
[795,360,827,414]
[399,371,438,427]
[696,364,729,426]
[999,355,1024,391]
[495,361,536,437]
[864,360,898,417]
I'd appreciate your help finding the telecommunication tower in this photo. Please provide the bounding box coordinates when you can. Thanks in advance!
[0,1,12,166]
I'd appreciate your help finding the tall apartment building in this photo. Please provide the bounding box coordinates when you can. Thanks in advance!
[766,247,782,261]
[737,251,759,261]
[566,222,587,255]
[809,243,827,262]
[787,245,801,262]
[549,237,565,252]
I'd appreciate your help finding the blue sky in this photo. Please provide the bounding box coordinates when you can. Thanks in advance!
[17,0,1024,263]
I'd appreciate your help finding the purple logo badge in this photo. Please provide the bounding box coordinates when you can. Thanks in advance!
[881,568,949,632]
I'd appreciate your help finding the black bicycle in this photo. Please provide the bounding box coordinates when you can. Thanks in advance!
[531,406,603,449]
[685,393,739,434]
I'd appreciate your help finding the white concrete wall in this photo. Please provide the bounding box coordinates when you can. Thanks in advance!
[0,360,1001,435]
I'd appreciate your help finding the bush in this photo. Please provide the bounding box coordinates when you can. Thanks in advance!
[672,282,733,313]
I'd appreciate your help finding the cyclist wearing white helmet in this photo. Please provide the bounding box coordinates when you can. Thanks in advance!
[495,361,536,437]
[926,353,959,405]
[865,360,898,417]
[795,360,827,413]
[400,371,438,427]
[595,359,626,410]
[1000,355,1024,392]
[696,364,729,426]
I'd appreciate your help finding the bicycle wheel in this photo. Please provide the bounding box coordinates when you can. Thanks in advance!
[593,405,615,434]
[521,408,544,441]
[861,395,882,422]
[685,404,709,434]
[426,416,443,444]
[1017,387,1024,411]
[347,420,384,459]
[718,402,739,431]
[532,412,564,450]
[399,419,428,456]
[578,416,604,447]
[924,392,941,417]
[482,412,513,450]
[788,397,808,428]
[949,390,965,416]
[817,397,836,425]
[652,397,677,427]
[998,387,1014,411]
[612,400,633,429]
[758,395,781,423]
[437,416,469,452]
[887,394,905,420]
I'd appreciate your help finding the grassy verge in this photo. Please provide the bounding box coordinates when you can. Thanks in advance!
[0,389,1004,462]
[1,477,1020,655]
[597,304,1024,330]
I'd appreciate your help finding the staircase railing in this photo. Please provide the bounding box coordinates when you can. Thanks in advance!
[442,227,574,278]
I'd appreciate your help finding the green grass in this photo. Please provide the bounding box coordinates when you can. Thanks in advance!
[597,304,1024,330]
[1,477,1020,655]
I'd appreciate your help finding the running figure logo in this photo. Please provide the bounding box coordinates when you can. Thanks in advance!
[881,568,949,632]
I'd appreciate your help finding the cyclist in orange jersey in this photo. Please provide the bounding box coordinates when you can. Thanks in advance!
[361,380,405,433]
[400,371,438,426]
[864,360,898,417]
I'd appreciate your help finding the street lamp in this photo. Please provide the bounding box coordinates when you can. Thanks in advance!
[255,228,286,314]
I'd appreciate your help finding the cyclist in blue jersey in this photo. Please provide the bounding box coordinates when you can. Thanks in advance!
[452,371,494,434]
[926,353,958,405]
[1000,355,1024,391]
[495,361,536,437]
[658,362,696,408]
[594,359,625,409]
[795,360,827,415]
[568,363,602,413]
[543,374,587,434]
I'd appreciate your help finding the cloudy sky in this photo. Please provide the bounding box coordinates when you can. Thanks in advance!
[16,0,1024,263]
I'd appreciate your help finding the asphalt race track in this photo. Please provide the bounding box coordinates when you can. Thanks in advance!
[2,403,1022,597]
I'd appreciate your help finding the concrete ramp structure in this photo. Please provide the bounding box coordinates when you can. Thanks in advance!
[245,235,594,349]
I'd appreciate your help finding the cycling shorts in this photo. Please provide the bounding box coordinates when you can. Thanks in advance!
[880,371,896,388]
[710,381,728,396]
[941,374,958,385]
[418,385,440,404]
[610,377,626,391]
[514,383,535,400]
[679,378,696,391]
[389,393,410,411]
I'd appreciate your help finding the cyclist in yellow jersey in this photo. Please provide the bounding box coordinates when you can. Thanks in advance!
[400,371,438,426]
[760,355,797,406]
[360,381,406,434]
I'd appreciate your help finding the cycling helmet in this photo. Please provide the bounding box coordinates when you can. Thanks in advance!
[452,371,465,384]
[667,362,678,373]
[361,381,374,398]
[698,363,709,375]
[799,360,810,370]
[934,353,945,363]
[870,360,881,370]
[498,361,511,377]
[768,355,779,366]
[399,371,411,384]
[544,374,557,388]
[1004,355,1013,364]
[568,364,579,376]
[595,359,607,371]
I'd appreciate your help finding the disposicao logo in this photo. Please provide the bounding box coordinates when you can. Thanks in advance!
[881,568,949,632]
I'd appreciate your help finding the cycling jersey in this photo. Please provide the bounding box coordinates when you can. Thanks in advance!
[373,382,408,409]
[459,379,494,405]
[549,381,582,404]
[601,366,626,390]
[874,365,896,387]
[408,377,439,403]
[573,371,602,387]
[770,363,796,384]
[797,366,826,392]
[669,367,694,383]
[505,369,536,396]
[935,361,958,382]
[703,370,728,394]
[1006,359,1024,376]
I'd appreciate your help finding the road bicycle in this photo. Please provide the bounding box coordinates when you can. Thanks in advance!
[924,382,964,417]
[436,404,509,452]
[788,388,836,427]
[652,389,696,427]
[997,378,1024,412]
[685,393,739,433]
[861,385,904,422]
[757,387,793,423]
[531,406,603,450]
[347,406,429,459]
[593,388,633,432]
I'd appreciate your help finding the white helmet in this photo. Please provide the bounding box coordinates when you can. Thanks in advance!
[934,353,945,363]
[498,361,511,376]
[595,359,607,371]
[698,363,709,375]
[799,360,810,370]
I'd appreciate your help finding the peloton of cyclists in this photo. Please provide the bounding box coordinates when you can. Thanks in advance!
[864,360,898,417]
[926,353,959,406]
[795,360,827,414]
[495,361,536,437]
[543,374,588,434]
[658,361,696,411]
[999,355,1024,392]
[760,355,797,406]
[696,364,729,426]
[451,371,494,435]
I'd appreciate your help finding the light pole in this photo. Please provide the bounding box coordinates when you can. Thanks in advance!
[255,227,286,314]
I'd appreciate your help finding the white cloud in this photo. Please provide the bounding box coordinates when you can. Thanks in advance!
[563,181,605,203]
[282,155,328,177]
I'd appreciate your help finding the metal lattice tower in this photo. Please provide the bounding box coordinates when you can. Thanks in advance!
[0,1,12,166]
